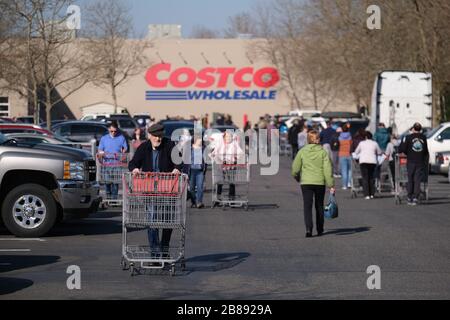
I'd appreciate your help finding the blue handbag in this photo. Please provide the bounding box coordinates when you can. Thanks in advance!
[324,192,339,220]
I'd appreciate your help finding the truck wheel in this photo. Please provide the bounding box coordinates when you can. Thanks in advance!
[1,184,57,238]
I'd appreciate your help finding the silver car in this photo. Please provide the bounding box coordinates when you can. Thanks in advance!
[4,133,81,148]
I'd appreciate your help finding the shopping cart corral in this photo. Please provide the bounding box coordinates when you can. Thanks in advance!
[122,172,188,276]
[97,153,131,208]
[211,160,250,210]
[394,154,429,205]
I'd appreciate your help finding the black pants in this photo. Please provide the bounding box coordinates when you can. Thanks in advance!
[407,162,425,200]
[389,160,396,185]
[217,184,236,197]
[291,144,299,159]
[301,185,325,234]
[161,229,172,251]
[360,163,376,197]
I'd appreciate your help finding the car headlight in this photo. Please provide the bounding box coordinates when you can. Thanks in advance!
[64,161,85,180]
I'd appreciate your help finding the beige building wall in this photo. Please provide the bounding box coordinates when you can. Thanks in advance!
[62,38,354,127]
[0,85,28,118]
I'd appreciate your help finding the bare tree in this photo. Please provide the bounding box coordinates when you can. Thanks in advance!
[251,0,450,121]
[224,12,257,38]
[250,0,344,112]
[82,0,151,114]
[1,0,92,126]
[190,25,219,39]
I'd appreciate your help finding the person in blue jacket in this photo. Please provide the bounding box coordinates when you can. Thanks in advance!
[98,121,128,200]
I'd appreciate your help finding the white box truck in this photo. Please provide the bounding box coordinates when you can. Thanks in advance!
[369,71,433,135]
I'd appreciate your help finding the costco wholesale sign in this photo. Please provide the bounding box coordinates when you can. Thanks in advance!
[145,63,280,101]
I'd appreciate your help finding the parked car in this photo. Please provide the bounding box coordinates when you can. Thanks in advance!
[426,122,450,168]
[80,114,108,122]
[160,120,196,141]
[0,123,54,136]
[0,134,100,237]
[16,116,44,124]
[40,120,69,129]
[432,151,450,176]
[133,114,152,129]
[52,121,109,144]
[102,117,138,139]
[4,133,82,149]
[0,117,15,123]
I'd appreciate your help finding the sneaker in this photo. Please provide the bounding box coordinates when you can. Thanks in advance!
[407,199,416,206]
[342,187,348,190]
[305,232,313,238]
[413,198,419,205]
[197,203,205,209]
[370,195,374,199]
[365,196,371,200]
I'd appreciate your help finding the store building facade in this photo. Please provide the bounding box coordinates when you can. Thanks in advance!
[2,38,353,127]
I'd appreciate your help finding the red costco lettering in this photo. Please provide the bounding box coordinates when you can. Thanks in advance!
[145,63,280,89]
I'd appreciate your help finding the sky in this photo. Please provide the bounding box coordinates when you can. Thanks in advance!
[103,0,259,37]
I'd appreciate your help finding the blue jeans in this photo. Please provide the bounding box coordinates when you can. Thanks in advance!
[146,205,172,255]
[339,157,352,188]
[106,183,119,199]
[189,169,204,205]
[104,166,119,199]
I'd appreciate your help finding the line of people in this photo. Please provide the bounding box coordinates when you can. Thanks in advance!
[291,121,430,239]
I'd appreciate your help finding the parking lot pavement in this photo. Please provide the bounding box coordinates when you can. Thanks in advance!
[1,157,450,299]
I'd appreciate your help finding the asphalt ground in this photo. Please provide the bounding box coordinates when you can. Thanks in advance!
[1,156,450,300]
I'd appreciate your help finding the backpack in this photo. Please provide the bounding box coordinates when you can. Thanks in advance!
[330,134,340,151]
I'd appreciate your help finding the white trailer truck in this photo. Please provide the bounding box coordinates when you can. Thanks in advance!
[369,71,433,135]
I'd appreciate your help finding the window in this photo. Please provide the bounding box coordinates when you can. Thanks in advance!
[118,119,136,129]
[440,127,450,140]
[56,125,71,136]
[71,124,97,135]
[0,97,9,117]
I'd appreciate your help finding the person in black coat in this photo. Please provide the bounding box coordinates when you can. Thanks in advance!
[128,123,183,257]
[398,122,429,205]
[288,119,303,159]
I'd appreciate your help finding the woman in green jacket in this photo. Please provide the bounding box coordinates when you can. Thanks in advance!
[292,130,335,238]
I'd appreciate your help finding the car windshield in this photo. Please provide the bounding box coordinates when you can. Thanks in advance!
[426,125,443,139]
[119,119,136,128]
[164,123,194,138]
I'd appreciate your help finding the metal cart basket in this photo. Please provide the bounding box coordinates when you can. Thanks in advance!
[121,172,188,276]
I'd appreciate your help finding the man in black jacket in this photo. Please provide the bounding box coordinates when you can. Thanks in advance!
[128,123,183,256]
[288,119,303,159]
[398,123,429,205]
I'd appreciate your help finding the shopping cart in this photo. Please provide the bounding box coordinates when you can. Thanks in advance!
[350,159,363,198]
[121,172,188,276]
[394,155,429,204]
[375,160,394,194]
[211,159,250,210]
[96,153,130,208]
[280,134,292,157]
